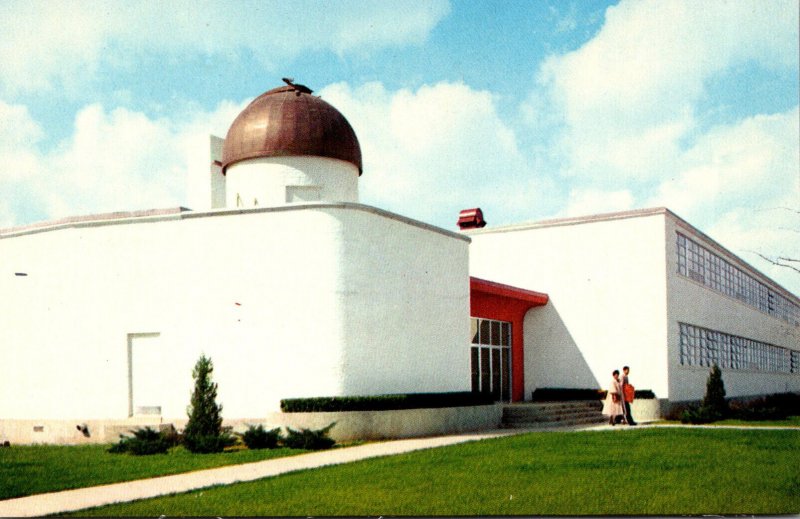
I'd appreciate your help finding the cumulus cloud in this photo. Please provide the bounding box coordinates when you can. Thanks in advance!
[647,108,799,223]
[0,98,246,227]
[520,0,800,293]
[320,81,541,227]
[0,0,450,95]
[651,108,800,294]
[0,101,44,181]
[529,0,798,182]
[564,188,634,217]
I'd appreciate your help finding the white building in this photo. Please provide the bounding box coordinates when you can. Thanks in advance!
[1,80,798,444]
[466,208,800,404]
[0,81,471,444]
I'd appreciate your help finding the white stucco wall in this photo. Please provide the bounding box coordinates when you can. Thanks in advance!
[0,203,469,434]
[467,210,671,400]
[225,156,359,208]
[333,209,472,397]
[665,215,800,401]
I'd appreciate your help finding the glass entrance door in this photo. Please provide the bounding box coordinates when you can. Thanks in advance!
[470,318,511,402]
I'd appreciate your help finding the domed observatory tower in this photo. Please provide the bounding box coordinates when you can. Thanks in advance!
[221,79,362,207]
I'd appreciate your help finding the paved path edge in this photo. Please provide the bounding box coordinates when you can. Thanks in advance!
[0,431,515,517]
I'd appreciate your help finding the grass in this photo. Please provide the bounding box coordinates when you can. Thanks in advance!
[74,428,800,516]
[656,415,800,427]
[0,444,307,501]
[712,416,800,426]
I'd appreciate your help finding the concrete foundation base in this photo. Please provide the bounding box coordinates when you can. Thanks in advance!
[263,405,504,441]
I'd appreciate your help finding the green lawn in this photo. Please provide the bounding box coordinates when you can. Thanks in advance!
[656,416,800,427]
[75,428,800,516]
[0,444,306,500]
[700,416,800,427]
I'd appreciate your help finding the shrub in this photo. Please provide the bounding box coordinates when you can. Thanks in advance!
[532,388,656,401]
[184,355,232,453]
[701,364,729,418]
[183,434,235,454]
[680,364,730,424]
[729,392,800,421]
[532,388,606,401]
[680,405,721,424]
[241,425,282,450]
[283,423,336,450]
[280,392,494,413]
[108,427,173,455]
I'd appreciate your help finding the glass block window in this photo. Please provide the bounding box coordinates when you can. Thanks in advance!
[679,322,797,374]
[676,232,800,326]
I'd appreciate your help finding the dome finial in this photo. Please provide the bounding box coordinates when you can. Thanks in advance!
[281,77,313,95]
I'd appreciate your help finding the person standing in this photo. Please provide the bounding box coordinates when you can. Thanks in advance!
[602,370,625,425]
[622,365,637,426]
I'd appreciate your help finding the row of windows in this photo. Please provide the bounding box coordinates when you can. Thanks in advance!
[676,233,800,326]
[679,322,799,373]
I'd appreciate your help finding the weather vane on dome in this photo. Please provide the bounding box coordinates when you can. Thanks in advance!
[282,77,313,95]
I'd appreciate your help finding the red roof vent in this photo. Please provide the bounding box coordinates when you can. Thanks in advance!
[457,207,487,230]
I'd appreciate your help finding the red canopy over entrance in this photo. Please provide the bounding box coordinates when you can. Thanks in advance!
[470,277,549,402]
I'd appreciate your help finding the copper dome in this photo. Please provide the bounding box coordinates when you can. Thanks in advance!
[221,83,362,175]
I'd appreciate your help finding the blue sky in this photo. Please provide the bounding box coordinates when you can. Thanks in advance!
[1,0,798,293]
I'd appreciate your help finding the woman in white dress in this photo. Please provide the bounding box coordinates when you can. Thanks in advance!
[602,369,625,425]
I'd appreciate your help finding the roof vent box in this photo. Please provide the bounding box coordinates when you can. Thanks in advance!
[458,208,487,229]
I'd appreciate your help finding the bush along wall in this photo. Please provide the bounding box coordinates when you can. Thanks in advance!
[280,392,495,413]
[240,425,282,450]
[108,427,178,455]
[283,423,337,450]
[532,388,656,401]
[729,392,800,421]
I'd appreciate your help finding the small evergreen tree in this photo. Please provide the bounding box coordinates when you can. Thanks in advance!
[680,364,729,424]
[702,363,729,419]
[183,355,231,453]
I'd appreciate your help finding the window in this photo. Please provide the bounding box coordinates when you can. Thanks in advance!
[676,232,800,326]
[470,318,512,401]
[678,322,796,374]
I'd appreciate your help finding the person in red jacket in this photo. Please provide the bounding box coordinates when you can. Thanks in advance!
[622,365,637,426]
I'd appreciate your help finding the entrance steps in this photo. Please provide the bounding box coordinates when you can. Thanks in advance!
[502,400,606,429]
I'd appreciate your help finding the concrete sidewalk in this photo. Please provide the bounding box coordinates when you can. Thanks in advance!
[0,430,519,517]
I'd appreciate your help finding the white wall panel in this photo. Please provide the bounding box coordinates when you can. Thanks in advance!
[0,203,469,426]
[468,212,670,399]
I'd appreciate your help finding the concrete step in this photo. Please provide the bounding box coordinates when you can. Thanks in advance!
[501,401,606,429]
[503,415,608,429]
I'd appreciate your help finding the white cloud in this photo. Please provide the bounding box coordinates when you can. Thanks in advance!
[648,108,799,223]
[2,79,537,231]
[647,107,800,294]
[519,0,800,294]
[0,100,44,181]
[529,0,798,182]
[709,207,800,296]
[0,98,247,227]
[321,81,540,227]
[0,0,450,95]
[564,188,634,217]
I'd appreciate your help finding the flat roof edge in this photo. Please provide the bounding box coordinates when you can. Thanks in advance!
[0,203,470,243]
[463,207,670,235]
